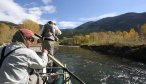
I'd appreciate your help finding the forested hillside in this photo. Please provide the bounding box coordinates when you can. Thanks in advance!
[61,12,146,37]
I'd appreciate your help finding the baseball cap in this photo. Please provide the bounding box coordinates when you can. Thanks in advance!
[19,29,39,39]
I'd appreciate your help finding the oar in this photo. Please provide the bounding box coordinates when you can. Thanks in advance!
[47,54,86,84]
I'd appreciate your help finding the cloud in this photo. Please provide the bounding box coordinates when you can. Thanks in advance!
[28,7,42,16]
[0,0,29,23]
[59,21,82,29]
[24,2,37,7]
[42,0,52,5]
[79,13,117,21]
[0,0,56,24]
[42,5,56,13]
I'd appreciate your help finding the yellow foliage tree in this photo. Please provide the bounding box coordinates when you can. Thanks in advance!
[128,28,138,40]
[0,23,10,43]
[89,32,97,44]
[19,19,40,33]
[123,31,129,38]
[84,35,90,44]
[141,24,146,36]
[73,35,80,45]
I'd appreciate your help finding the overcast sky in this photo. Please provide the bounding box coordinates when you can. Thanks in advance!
[0,0,146,29]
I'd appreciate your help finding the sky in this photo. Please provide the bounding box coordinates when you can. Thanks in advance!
[0,0,146,29]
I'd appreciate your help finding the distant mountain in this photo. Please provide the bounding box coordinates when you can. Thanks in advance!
[59,29,75,38]
[73,12,146,34]
[1,12,146,37]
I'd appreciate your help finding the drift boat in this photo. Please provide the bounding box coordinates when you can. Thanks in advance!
[35,51,72,84]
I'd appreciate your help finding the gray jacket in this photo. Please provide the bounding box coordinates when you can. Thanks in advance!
[0,42,48,84]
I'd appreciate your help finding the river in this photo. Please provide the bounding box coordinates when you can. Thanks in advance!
[54,46,146,84]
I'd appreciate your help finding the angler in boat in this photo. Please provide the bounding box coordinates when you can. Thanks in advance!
[0,29,48,84]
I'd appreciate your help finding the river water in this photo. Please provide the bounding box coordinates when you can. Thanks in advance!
[54,46,146,84]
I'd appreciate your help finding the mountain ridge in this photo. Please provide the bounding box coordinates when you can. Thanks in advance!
[74,12,146,34]
[1,12,146,37]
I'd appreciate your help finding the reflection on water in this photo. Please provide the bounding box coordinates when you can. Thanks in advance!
[55,46,146,84]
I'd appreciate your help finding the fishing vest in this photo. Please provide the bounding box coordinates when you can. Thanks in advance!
[41,24,54,37]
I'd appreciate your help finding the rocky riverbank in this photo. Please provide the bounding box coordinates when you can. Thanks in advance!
[80,45,146,63]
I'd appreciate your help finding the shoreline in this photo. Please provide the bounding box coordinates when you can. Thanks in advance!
[59,45,80,47]
[80,45,146,63]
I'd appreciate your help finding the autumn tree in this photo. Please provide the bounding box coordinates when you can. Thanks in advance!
[84,35,90,44]
[128,28,138,41]
[73,35,81,45]
[9,28,18,40]
[98,32,108,43]
[0,23,10,43]
[141,24,146,36]
[61,37,74,45]
[19,19,40,33]
[89,32,98,44]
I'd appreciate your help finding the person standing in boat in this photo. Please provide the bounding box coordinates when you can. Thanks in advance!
[41,21,62,56]
[0,29,48,84]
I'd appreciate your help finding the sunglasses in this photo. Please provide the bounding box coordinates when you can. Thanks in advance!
[28,37,34,42]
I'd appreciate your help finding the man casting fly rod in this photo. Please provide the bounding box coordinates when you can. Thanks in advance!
[38,21,86,84]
